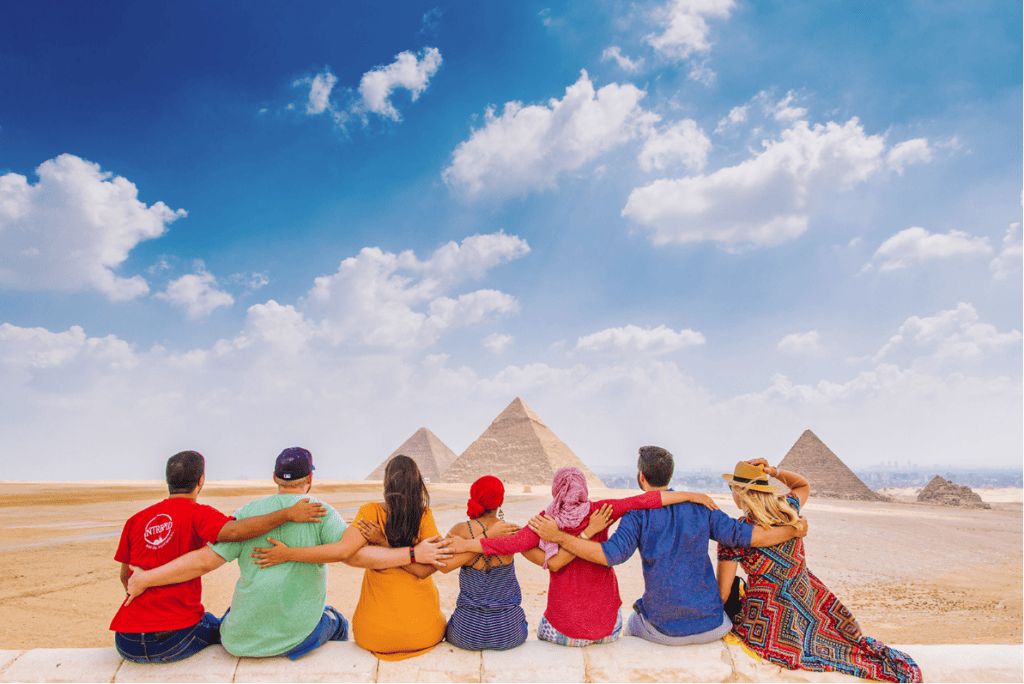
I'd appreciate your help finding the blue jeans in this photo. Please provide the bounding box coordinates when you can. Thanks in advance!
[283,606,348,660]
[115,612,221,663]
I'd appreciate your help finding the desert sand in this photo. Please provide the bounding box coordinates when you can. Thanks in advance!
[0,480,1020,650]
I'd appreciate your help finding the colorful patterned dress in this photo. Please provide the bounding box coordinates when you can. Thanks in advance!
[717,494,922,683]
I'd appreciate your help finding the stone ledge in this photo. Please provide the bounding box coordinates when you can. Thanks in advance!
[0,642,1020,683]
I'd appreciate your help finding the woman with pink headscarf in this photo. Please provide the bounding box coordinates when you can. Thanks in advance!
[447,467,716,647]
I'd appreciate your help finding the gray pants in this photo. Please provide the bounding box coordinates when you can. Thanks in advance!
[623,609,732,646]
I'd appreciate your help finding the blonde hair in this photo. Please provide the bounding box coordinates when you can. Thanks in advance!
[731,485,800,529]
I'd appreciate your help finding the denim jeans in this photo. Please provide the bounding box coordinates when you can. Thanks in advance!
[115,612,221,663]
[283,606,349,660]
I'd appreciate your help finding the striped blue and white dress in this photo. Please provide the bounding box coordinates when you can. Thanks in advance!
[445,526,528,651]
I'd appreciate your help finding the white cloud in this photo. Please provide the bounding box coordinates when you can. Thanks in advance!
[867,226,992,272]
[638,119,711,172]
[443,71,656,199]
[484,333,513,354]
[990,222,1022,280]
[645,0,736,60]
[0,154,185,300]
[292,49,441,129]
[872,303,1021,362]
[778,331,820,353]
[305,70,337,115]
[886,138,933,175]
[228,271,270,292]
[575,324,705,355]
[772,91,807,121]
[1,310,1019,480]
[0,323,136,371]
[303,232,527,350]
[602,46,644,72]
[714,104,747,134]
[687,60,716,85]
[357,47,442,121]
[622,118,929,247]
[154,263,235,318]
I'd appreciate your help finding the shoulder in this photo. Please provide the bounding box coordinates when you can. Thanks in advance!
[785,492,801,512]
[357,502,384,520]
[193,500,230,518]
[449,520,472,538]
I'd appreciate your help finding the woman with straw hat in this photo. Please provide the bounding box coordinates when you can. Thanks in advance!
[717,458,921,683]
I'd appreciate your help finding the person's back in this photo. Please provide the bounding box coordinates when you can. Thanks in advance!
[209,492,346,657]
[350,501,446,660]
[608,500,748,636]
[110,496,232,635]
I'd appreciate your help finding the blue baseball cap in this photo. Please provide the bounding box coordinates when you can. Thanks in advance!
[275,447,315,480]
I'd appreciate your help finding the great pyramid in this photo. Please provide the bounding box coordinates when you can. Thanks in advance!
[438,397,605,489]
[776,430,882,501]
[917,475,990,509]
[365,427,458,482]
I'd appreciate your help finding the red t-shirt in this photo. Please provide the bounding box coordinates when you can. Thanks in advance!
[480,490,662,640]
[109,497,232,633]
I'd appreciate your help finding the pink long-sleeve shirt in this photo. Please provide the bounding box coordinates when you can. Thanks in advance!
[480,490,662,640]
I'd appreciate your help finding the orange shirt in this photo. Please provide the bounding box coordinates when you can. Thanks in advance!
[351,502,446,660]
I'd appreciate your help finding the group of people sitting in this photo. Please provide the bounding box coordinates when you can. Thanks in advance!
[112,445,921,682]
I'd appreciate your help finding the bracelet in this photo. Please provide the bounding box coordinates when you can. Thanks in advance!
[580,531,589,540]
[410,546,416,563]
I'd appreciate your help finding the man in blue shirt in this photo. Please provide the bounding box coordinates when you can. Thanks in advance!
[529,446,807,645]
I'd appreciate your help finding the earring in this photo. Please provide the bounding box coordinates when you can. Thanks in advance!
[498,508,505,520]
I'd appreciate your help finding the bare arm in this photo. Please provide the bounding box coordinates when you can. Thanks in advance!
[439,522,487,575]
[119,563,130,591]
[399,561,438,579]
[747,458,810,507]
[658,490,719,510]
[522,546,577,571]
[125,547,226,605]
[526,507,615,568]
[717,559,738,602]
[749,517,808,547]
[217,498,326,542]
[252,525,367,565]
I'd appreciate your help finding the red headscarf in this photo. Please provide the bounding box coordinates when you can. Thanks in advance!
[467,475,505,518]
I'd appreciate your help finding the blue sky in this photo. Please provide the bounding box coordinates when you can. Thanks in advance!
[1,0,1020,481]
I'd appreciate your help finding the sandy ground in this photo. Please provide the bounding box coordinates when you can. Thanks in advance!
[0,480,1020,650]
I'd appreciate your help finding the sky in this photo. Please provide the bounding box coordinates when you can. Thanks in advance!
[0,0,1020,481]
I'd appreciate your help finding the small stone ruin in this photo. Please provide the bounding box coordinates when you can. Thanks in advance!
[916,475,990,509]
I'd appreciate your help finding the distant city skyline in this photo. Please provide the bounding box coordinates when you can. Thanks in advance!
[0,1,1020,481]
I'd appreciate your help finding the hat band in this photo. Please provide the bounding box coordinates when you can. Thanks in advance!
[732,474,769,486]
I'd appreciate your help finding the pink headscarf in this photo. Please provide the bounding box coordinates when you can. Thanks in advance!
[539,467,590,568]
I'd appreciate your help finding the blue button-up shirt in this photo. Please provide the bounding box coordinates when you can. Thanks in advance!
[601,496,753,637]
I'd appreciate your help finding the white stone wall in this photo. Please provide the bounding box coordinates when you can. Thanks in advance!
[0,640,1020,683]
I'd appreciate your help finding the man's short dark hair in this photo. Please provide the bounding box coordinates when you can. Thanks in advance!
[638,445,674,488]
[166,450,205,494]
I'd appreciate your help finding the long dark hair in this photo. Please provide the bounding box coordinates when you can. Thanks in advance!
[383,454,429,548]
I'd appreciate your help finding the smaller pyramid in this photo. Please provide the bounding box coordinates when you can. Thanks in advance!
[917,475,990,509]
[777,430,882,501]
[438,397,605,489]
[366,427,458,481]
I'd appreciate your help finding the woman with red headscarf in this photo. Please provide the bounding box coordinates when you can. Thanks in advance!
[448,467,717,647]
[441,475,613,650]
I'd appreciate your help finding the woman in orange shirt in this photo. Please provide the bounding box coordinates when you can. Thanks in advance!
[251,454,447,660]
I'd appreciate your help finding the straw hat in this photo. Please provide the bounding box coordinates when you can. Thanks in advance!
[722,461,779,493]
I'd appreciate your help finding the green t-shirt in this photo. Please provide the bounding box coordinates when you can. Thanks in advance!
[209,493,346,657]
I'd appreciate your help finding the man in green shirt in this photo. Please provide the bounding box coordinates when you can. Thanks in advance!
[126,447,452,660]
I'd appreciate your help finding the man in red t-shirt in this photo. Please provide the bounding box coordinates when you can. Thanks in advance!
[109,450,325,663]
